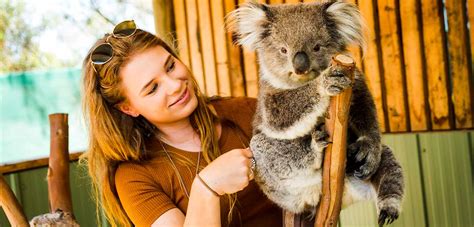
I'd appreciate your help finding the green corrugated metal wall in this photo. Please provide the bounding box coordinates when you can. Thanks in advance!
[340,131,474,227]
[1,131,473,226]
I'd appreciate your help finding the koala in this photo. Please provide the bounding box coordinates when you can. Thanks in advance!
[227,1,404,225]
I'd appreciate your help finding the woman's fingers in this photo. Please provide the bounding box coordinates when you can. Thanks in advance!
[243,148,256,181]
[242,147,253,158]
[248,167,255,181]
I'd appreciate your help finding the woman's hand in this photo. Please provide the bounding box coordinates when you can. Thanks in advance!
[198,148,254,195]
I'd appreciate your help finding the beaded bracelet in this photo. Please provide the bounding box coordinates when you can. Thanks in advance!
[196,173,220,197]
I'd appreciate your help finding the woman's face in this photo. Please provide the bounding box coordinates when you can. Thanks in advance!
[118,45,198,127]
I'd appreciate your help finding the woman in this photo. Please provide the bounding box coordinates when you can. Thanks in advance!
[81,20,282,227]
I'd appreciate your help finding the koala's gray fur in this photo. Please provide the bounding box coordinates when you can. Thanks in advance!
[227,1,404,225]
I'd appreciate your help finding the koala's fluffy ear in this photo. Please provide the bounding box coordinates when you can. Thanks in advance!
[324,2,367,52]
[226,2,272,50]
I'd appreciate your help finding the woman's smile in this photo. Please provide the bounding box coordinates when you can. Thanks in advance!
[169,82,190,108]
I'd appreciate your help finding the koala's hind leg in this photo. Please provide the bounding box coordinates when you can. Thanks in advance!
[371,145,404,225]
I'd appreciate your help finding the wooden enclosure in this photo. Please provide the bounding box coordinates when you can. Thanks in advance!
[1,132,473,226]
[154,0,474,133]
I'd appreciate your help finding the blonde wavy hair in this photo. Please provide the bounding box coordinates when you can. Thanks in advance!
[80,29,235,226]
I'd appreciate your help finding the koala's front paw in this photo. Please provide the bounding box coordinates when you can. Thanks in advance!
[346,137,381,179]
[311,123,330,150]
[311,123,329,169]
[321,66,353,96]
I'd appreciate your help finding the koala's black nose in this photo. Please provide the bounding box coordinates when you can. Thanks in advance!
[293,52,310,75]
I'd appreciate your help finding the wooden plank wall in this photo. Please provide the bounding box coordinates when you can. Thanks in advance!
[1,131,472,226]
[160,0,473,132]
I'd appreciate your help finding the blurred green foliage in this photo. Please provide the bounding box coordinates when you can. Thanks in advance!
[0,1,64,73]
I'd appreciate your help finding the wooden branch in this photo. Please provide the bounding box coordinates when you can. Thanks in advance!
[283,210,314,227]
[316,54,355,227]
[0,175,28,226]
[47,113,73,214]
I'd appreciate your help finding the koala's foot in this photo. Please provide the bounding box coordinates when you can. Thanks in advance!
[377,197,401,226]
[321,65,353,96]
[347,137,381,179]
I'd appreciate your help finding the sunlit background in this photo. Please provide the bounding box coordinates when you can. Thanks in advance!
[0,0,156,164]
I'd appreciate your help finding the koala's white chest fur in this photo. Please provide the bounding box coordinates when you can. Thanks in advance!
[259,95,330,140]
[274,168,323,213]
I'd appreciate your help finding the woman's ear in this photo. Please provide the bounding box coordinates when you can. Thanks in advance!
[116,103,140,117]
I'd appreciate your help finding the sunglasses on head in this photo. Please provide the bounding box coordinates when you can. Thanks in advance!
[90,20,137,72]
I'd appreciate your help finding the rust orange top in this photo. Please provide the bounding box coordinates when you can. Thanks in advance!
[115,97,282,227]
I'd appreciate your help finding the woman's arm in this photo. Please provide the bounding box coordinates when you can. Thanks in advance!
[151,148,254,227]
[151,178,220,227]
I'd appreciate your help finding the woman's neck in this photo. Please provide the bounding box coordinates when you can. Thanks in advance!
[154,118,222,152]
[155,118,200,149]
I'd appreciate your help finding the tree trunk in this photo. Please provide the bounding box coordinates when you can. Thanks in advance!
[282,54,356,227]
[315,54,355,227]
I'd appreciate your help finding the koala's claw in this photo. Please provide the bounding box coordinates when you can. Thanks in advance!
[323,70,352,95]
[347,138,381,180]
[328,85,344,94]
[311,125,330,150]
[319,141,331,148]
[378,204,400,226]
[313,129,329,141]
[330,70,346,78]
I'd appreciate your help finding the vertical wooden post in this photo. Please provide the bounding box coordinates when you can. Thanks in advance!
[0,175,28,226]
[152,0,174,45]
[48,113,73,214]
[315,55,355,227]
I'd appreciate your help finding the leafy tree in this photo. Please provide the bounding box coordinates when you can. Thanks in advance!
[0,0,154,74]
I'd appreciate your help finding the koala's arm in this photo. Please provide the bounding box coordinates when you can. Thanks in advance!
[346,70,382,179]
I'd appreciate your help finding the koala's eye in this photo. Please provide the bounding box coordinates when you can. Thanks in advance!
[313,44,321,52]
[280,47,287,54]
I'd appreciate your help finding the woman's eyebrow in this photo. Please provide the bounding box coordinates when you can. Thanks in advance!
[164,54,172,68]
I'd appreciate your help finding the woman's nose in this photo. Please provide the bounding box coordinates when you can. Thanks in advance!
[163,75,181,95]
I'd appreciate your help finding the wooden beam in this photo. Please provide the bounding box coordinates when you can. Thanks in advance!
[469,0,474,128]
[469,0,474,88]
[445,0,473,129]
[211,0,232,96]
[377,0,408,132]
[172,0,191,68]
[224,0,246,97]
[0,153,82,175]
[269,0,285,4]
[152,0,174,45]
[185,0,207,93]
[400,0,429,131]
[421,0,451,129]
[359,0,387,132]
[198,0,219,96]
